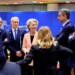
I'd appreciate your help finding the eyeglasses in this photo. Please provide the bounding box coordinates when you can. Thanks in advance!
[12,21,19,23]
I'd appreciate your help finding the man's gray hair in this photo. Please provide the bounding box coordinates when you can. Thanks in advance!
[11,16,19,22]
[59,8,70,19]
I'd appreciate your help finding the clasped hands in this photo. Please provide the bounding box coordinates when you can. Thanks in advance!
[16,51,22,57]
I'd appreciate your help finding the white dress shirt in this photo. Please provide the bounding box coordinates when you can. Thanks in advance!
[62,20,70,27]
[12,28,18,40]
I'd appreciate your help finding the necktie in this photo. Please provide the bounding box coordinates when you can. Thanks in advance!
[14,30,17,40]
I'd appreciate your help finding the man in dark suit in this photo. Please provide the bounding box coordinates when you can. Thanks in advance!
[55,8,75,75]
[7,16,26,62]
[0,17,7,41]
[55,8,74,47]
[0,17,8,59]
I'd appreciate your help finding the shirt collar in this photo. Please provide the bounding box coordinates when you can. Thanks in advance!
[12,28,18,31]
[62,20,70,27]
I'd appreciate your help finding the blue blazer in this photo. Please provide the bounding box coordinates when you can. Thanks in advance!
[55,21,74,47]
[7,28,26,62]
[0,29,8,59]
[0,29,7,41]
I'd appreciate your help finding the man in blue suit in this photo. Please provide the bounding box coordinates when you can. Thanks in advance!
[7,16,26,62]
[55,8,74,47]
[0,17,7,43]
[55,8,75,75]
[0,17,8,59]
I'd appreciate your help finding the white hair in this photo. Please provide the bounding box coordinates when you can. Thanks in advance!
[11,16,19,22]
[26,18,39,27]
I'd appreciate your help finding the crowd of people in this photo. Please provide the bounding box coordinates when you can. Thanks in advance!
[0,8,75,75]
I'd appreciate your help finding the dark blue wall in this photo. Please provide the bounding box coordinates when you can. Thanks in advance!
[0,11,75,37]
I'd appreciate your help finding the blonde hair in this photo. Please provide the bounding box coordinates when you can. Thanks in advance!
[26,18,38,30]
[37,26,57,49]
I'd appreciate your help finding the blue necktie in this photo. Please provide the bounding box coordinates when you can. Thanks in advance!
[14,30,17,40]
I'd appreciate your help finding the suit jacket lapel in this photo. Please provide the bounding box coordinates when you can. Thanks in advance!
[60,21,70,32]
[16,29,19,40]
[0,29,2,37]
[63,21,70,28]
[15,28,21,41]
[9,29,14,40]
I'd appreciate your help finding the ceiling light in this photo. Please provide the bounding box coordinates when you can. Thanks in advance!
[32,1,37,3]
[39,2,43,4]
[65,1,70,3]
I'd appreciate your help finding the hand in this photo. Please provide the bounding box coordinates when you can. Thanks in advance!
[56,61,60,69]
[4,38,8,41]
[16,51,22,57]
[28,60,33,66]
[25,50,29,54]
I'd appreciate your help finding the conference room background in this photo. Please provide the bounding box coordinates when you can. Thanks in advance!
[0,11,75,37]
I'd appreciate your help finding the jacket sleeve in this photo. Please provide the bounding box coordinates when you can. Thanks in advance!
[58,45,73,63]
[7,45,17,54]
[16,45,34,66]
[56,26,72,41]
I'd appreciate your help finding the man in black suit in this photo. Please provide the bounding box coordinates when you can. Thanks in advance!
[55,8,74,75]
[7,16,26,62]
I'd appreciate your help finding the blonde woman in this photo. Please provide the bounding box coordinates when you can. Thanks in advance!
[22,18,38,54]
[22,18,38,75]
[18,26,73,75]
